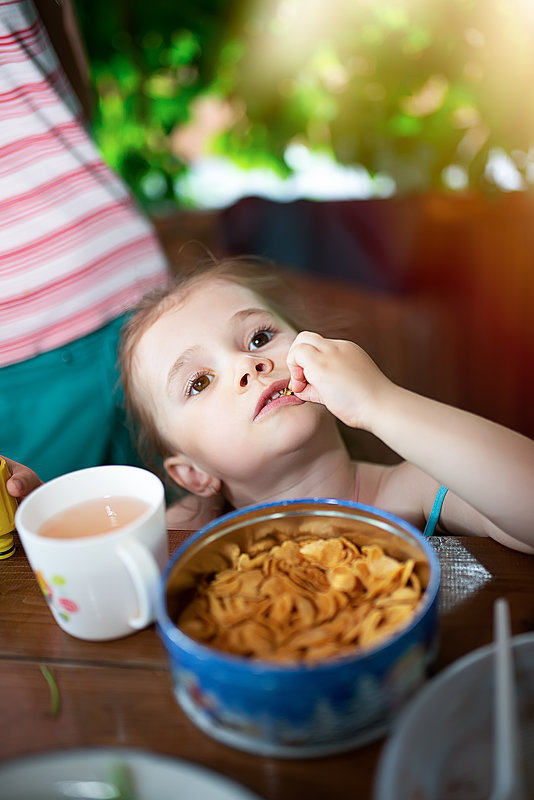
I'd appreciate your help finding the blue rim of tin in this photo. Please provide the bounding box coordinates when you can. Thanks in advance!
[157,497,441,675]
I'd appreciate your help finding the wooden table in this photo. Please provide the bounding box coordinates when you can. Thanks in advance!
[1,531,533,799]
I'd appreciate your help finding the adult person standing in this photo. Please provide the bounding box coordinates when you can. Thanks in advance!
[0,0,170,481]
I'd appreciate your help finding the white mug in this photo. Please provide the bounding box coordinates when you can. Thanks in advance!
[15,465,168,641]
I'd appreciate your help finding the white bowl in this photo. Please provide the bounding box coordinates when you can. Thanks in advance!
[374,632,534,799]
[0,748,263,800]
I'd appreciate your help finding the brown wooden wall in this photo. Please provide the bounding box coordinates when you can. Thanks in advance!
[152,191,534,450]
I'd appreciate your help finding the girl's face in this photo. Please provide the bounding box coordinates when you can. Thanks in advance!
[133,278,327,489]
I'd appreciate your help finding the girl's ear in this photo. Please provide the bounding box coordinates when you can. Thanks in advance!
[164,454,221,498]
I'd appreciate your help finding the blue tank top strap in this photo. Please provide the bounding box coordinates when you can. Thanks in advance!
[423,485,449,537]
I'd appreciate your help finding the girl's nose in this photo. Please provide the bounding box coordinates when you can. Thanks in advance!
[237,355,273,388]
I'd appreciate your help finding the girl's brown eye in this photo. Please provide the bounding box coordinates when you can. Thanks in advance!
[250,330,273,350]
[191,374,212,395]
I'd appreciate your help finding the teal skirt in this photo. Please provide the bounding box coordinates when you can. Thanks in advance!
[0,316,142,482]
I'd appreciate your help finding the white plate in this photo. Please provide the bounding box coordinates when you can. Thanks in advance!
[374,632,534,800]
[0,748,264,800]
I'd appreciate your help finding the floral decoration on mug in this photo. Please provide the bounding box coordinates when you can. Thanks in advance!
[35,570,80,621]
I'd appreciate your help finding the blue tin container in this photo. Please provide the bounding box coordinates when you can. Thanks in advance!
[157,499,440,758]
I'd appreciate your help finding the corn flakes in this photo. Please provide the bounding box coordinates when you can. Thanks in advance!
[177,536,423,662]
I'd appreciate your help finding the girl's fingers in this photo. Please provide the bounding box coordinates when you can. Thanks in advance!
[287,332,325,387]
[287,363,307,393]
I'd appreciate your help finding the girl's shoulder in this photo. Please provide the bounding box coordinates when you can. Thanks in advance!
[165,492,228,530]
[353,460,406,502]
[354,459,440,529]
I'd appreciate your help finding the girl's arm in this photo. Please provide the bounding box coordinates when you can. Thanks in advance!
[287,332,534,551]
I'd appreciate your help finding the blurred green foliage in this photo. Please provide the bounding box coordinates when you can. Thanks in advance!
[74,0,229,207]
[74,0,534,208]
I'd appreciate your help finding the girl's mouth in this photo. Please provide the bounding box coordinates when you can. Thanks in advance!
[253,381,300,421]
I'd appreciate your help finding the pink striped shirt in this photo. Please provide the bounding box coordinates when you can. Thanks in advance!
[0,0,168,366]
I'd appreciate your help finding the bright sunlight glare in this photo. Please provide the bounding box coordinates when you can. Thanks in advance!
[172,0,534,207]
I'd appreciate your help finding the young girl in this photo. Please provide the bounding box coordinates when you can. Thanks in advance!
[115,255,534,553]
[7,256,534,553]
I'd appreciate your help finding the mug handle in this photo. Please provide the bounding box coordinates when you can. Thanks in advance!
[117,539,161,629]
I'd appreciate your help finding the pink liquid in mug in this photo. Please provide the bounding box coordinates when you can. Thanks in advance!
[38,496,150,539]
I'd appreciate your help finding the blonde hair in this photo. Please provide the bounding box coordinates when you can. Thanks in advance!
[120,255,308,483]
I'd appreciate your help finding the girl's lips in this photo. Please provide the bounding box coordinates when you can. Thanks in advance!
[253,380,302,421]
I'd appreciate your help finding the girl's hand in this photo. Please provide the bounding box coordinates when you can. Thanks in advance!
[2,457,43,499]
[286,331,393,430]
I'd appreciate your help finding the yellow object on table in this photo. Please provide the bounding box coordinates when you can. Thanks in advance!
[0,458,17,559]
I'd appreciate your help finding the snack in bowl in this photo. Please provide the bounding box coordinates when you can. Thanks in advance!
[157,499,440,758]
[177,535,423,662]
